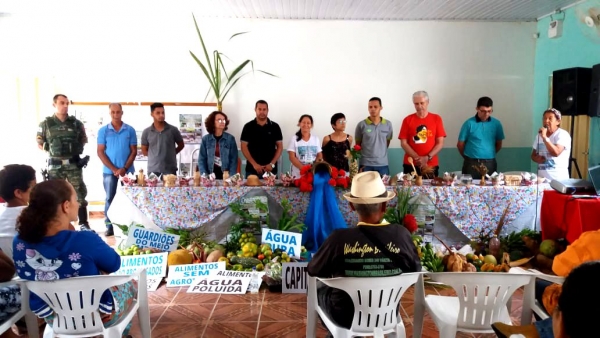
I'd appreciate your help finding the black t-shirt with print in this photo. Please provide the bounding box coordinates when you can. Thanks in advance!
[307,223,421,328]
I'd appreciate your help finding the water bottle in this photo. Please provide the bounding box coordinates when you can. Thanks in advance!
[248,267,261,294]
[410,194,436,242]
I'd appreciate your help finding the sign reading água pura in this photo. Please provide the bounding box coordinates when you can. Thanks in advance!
[261,228,302,259]
[125,226,180,252]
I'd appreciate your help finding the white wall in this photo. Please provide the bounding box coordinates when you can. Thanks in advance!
[0,2,537,199]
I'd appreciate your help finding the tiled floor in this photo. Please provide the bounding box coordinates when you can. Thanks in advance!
[87,214,523,337]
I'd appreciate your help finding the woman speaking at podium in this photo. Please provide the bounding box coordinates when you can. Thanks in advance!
[531,108,572,181]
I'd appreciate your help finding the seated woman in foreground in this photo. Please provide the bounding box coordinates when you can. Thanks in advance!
[12,179,137,338]
[0,248,20,328]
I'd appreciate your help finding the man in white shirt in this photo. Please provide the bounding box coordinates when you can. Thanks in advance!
[0,164,36,257]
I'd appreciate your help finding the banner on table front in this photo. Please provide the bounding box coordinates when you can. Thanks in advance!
[113,252,168,278]
[166,262,225,287]
[125,226,180,252]
[261,228,302,259]
[187,275,251,294]
[282,262,309,294]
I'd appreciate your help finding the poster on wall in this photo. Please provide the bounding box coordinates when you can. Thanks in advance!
[135,131,148,161]
[179,114,203,144]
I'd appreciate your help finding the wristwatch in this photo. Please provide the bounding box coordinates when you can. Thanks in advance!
[270,163,275,168]
[427,155,433,161]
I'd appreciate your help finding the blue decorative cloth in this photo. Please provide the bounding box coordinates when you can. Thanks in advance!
[302,171,347,252]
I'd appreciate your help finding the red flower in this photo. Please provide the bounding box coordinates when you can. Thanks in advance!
[328,178,336,186]
[293,179,301,187]
[330,167,339,179]
[300,164,312,175]
[306,174,313,183]
[354,145,361,151]
[338,169,346,177]
[403,214,418,233]
[336,177,348,189]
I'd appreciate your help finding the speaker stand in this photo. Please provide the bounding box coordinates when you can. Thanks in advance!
[568,115,582,179]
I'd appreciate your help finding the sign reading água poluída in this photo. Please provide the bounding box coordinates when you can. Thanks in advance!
[261,228,302,259]
[282,262,309,294]
[211,270,266,292]
[113,252,168,278]
[187,275,252,294]
[125,226,180,252]
[166,261,225,287]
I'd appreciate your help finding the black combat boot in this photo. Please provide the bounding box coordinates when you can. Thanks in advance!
[78,206,94,232]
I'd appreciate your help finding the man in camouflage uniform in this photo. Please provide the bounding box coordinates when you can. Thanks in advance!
[36,94,92,230]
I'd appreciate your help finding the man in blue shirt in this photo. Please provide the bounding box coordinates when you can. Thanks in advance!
[457,97,505,179]
[97,103,137,236]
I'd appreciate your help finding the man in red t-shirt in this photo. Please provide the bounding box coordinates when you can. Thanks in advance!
[399,91,446,177]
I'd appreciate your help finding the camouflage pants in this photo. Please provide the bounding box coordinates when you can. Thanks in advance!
[48,163,88,207]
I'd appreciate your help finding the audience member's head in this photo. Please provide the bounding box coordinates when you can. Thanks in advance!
[17,180,78,243]
[554,261,600,338]
[343,171,395,223]
[0,164,36,206]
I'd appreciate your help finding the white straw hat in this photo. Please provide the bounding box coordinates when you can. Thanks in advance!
[343,171,395,204]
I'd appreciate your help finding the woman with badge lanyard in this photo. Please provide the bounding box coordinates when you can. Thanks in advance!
[198,111,239,180]
[287,114,323,178]
[531,108,572,181]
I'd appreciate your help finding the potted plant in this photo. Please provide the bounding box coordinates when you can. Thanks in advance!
[190,14,276,110]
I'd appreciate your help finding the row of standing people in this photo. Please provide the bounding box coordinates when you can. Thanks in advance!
[35,92,571,235]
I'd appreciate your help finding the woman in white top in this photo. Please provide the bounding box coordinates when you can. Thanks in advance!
[531,108,572,181]
[0,164,36,257]
[287,114,323,178]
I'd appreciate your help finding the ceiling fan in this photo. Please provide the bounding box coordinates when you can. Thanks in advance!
[575,1,600,42]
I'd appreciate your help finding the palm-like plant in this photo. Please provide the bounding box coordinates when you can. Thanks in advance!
[189,14,275,111]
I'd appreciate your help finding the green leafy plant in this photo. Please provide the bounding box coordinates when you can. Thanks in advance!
[110,222,144,236]
[384,186,415,224]
[190,14,276,110]
[226,200,264,253]
[276,199,306,233]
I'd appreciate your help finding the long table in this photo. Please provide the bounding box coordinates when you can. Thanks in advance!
[107,183,547,240]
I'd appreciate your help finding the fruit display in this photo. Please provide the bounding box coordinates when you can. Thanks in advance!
[167,249,193,266]
[116,244,160,256]
[420,243,444,272]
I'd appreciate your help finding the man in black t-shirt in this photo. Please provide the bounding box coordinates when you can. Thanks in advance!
[240,100,284,178]
[307,171,421,330]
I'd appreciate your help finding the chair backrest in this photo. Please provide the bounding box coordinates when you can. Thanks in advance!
[318,273,421,333]
[429,272,531,330]
[25,274,134,336]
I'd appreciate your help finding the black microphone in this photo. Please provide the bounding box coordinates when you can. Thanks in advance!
[539,124,548,134]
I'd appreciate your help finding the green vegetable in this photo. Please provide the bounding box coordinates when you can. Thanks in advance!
[420,242,444,272]
[230,256,262,269]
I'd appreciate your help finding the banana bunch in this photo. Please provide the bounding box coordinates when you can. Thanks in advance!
[412,235,424,259]
[421,242,444,272]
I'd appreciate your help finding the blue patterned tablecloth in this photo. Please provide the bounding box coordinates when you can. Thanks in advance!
[119,183,546,239]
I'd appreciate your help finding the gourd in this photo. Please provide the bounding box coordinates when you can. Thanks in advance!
[542,283,562,315]
[206,250,224,263]
[167,249,193,266]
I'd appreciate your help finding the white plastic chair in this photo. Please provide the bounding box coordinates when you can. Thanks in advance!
[0,279,39,338]
[24,270,151,338]
[415,272,531,337]
[510,267,565,325]
[306,273,424,338]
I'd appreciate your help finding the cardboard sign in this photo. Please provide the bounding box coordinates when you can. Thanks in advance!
[166,262,225,287]
[187,275,251,294]
[282,262,309,294]
[211,270,266,292]
[146,277,163,292]
[114,252,168,278]
[261,228,302,259]
[125,226,180,252]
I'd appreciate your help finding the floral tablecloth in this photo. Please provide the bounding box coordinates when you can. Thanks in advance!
[118,183,547,239]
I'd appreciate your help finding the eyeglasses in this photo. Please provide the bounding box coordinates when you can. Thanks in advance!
[336,120,347,124]
[216,119,227,123]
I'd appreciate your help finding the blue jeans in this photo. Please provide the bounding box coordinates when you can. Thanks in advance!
[103,174,119,229]
[360,165,389,177]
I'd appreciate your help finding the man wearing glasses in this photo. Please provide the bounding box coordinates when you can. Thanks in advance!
[322,113,353,173]
[457,96,505,179]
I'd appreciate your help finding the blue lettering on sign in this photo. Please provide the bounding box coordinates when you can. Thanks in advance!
[265,231,297,245]
[133,229,176,246]
[173,263,219,273]
[120,255,164,268]
[183,270,210,278]
[169,278,194,286]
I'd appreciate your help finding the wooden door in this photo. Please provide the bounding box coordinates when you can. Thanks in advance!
[559,115,590,179]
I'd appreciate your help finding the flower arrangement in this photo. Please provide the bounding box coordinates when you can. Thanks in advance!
[201,173,216,187]
[348,144,362,160]
[262,172,276,186]
[225,173,244,187]
[293,164,314,192]
[327,166,351,189]
[403,214,418,233]
[280,172,294,187]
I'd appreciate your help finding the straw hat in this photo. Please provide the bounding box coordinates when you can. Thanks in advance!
[343,171,395,204]
[245,175,262,186]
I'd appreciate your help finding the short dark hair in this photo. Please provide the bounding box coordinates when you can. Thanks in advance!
[558,261,600,338]
[0,165,36,201]
[150,102,164,112]
[109,102,123,109]
[17,180,73,243]
[369,97,382,106]
[205,111,230,134]
[330,113,345,126]
[53,94,67,103]
[476,96,493,107]
[255,100,268,109]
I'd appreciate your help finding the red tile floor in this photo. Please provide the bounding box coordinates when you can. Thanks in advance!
[14,213,523,337]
